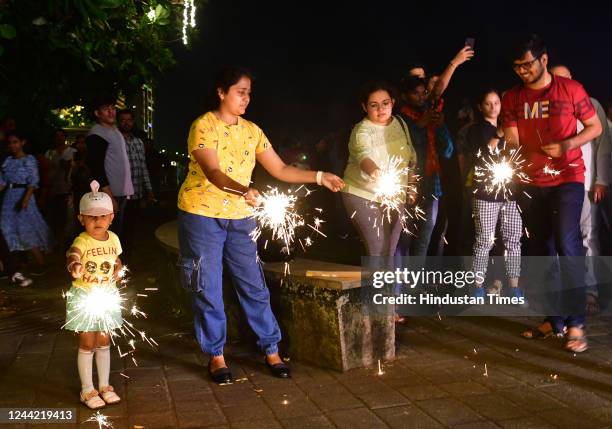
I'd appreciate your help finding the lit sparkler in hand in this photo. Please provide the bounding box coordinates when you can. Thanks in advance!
[474,145,530,199]
[250,186,329,256]
[543,164,561,177]
[64,285,123,333]
[63,265,157,365]
[250,187,305,254]
[373,156,415,223]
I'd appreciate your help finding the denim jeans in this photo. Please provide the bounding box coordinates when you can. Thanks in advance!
[341,193,404,257]
[395,197,439,257]
[520,183,585,331]
[177,210,281,356]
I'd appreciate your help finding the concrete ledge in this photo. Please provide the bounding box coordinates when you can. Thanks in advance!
[155,220,395,371]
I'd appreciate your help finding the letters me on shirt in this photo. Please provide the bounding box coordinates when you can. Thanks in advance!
[501,75,596,186]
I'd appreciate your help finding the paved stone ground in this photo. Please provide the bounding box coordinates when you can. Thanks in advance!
[2,228,612,428]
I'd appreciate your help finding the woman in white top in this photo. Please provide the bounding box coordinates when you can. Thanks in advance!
[341,81,417,257]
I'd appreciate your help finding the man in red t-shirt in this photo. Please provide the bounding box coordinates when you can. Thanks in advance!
[497,34,602,353]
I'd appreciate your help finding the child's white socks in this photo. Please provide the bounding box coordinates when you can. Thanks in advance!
[77,348,95,394]
[95,345,111,388]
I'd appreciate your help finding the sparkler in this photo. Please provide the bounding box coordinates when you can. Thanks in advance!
[250,186,326,256]
[250,187,304,253]
[543,164,561,176]
[536,129,563,177]
[369,156,422,236]
[63,265,156,366]
[473,144,530,199]
[373,156,414,223]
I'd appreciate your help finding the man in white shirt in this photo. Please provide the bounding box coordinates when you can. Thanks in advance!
[550,65,612,314]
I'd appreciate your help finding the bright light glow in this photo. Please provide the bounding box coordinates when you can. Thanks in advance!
[473,145,530,199]
[250,188,304,254]
[147,8,156,22]
[182,0,196,45]
[85,411,113,429]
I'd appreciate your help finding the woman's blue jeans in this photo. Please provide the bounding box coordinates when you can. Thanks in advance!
[177,210,281,357]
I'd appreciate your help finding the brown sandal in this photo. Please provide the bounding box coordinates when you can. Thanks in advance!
[521,321,562,339]
[564,327,588,353]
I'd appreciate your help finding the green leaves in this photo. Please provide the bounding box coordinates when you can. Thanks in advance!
[0,0,194,146]
[0,24,16,39]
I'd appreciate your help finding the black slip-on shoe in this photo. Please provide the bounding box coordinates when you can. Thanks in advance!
[208,361,232,384]
[265,359,291,378]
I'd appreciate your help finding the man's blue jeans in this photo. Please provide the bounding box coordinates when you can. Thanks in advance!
[177,210,281,357]
[395,197,439,257]
[521,183,585,332]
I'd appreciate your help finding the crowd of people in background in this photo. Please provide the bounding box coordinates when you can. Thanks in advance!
[281,34,612,352]
[1,33,611,356]
[0,100,168,287]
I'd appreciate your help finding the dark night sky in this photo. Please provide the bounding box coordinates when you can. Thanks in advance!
[155,0,611,153]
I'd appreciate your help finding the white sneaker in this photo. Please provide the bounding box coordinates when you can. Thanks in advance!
[11,272,33,287]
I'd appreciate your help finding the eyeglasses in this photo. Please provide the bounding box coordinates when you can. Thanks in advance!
[368,99,393,110]
[512,57,541,72]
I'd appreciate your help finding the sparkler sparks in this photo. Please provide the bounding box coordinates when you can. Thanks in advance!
[84,411,113,429]
[473,145,530,199]
[250,187,304,253]
[543,164,561,176]
[62,265,157,366]
[250,186,327,256]
[373,156,414,223]
[64,285,123,333]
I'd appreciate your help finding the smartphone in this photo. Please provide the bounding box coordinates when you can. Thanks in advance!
[465,37,475,50]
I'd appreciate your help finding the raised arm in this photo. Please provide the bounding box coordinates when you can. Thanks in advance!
[429,46,474,100]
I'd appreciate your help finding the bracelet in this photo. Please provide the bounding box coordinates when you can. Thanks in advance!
[316,171,323,186]
[66,260,81,273]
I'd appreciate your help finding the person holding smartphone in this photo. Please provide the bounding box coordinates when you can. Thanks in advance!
[396,76,454,257]
[407,40,475,104]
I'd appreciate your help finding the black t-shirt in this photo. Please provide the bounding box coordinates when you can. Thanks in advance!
[465,119,517,202]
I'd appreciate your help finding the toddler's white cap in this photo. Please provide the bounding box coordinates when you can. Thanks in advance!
[79,180,113,216]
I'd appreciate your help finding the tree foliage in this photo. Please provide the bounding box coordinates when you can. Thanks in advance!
[0,0,194,146]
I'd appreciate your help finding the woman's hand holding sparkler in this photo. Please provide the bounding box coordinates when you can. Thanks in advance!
[320,172,345,192]
[244,188,262,207]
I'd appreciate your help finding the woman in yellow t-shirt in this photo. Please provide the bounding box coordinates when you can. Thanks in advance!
[177,67,344,383]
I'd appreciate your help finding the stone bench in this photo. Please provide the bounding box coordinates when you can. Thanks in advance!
[155,220,394,371]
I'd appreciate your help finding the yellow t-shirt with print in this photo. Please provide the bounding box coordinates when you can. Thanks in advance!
[69,231,122,290]
[177,111,272,219]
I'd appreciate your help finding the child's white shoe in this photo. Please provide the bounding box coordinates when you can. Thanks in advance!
[99,385,121,404]
[80,389,105,409]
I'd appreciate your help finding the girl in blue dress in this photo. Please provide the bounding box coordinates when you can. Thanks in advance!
[0,131,53,279]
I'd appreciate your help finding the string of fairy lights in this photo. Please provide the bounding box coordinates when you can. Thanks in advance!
[182,0,196,45]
